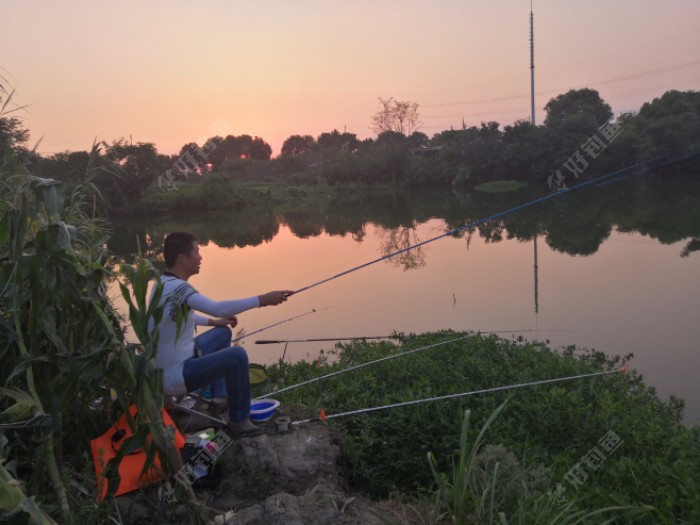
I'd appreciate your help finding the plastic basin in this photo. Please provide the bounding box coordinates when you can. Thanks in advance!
[250,399,280,422]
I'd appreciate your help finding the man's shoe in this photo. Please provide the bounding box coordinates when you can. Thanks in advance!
[209,397,228,412]
[228,418,262,437]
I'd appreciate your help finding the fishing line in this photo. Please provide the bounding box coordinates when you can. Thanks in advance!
[291,151,699,295]
[475,329,575,335]
[255,329,574,344]
[256,335,405,344]
[232,306,331,343]
[291,368,626,426]
[254,335,471,399]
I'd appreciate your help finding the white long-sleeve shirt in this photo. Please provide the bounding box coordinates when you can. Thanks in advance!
[150,273,260,395]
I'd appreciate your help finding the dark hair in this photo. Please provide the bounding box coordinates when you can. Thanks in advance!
[163,232,198,268]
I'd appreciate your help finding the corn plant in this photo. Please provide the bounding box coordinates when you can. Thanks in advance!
[0,173,192,522]
[0,432,58,524]
[106,257,193,502]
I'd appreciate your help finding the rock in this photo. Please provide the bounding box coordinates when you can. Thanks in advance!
[229,503,263,524]
[229,492,303,525]
[115,491,190,525]
[262,492,304,525]
[307,506,340,525]
[113,419,414,524]
[211,422,341,504]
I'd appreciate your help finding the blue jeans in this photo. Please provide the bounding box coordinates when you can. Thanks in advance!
[182,326,251,423]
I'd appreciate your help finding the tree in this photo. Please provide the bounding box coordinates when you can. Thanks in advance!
[407,131,430,149]
[632,90,700,159]
[249,136,272,160]
[206,134,272,168]
[234,134,272,160]
[371,97,422,136]
[501,119,554,181]
[37,150,90,184]
[0,116,29,162]
[375,130,407,148]
[544,88,612,130]
[638,89,700,120]
[104,140,164,200]
[543,89,614,171]
[0,80,31,168]
[236,135,254,158]
[430,122,504,184]
[177,142,208,174]
[316,130,359,152]
[281,134,316,157]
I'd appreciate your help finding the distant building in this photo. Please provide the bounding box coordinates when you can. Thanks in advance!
[410,146,443,158]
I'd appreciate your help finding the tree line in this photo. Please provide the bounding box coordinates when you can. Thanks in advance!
[302,88,700,188]
[1,88,698,212]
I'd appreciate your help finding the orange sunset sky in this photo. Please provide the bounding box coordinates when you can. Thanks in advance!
[2,0,699,157]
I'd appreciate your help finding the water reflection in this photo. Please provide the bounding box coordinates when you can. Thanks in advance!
[377,224,426,271]
[109,170,700,264]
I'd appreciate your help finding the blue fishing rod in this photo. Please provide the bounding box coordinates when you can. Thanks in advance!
[289,150,699,295]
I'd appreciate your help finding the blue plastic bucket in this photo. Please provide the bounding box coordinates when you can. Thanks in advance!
[250,399,280,422]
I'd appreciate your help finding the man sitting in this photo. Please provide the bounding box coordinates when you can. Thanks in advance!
[150,231,292,435]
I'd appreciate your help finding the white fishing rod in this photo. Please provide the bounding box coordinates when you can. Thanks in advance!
[255,329,574,345]
[254,335,471,400]
[255,335,405,344]
[291,368,627,426]
[232,306,331,343]
[254,329,577,399]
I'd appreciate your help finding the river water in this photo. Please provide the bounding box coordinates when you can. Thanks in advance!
[109,171,700,423]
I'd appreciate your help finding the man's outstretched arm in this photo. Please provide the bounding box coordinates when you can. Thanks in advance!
[187,290,293,318]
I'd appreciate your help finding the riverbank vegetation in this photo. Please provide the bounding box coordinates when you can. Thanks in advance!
[264,332,700,524]
[3,87,699,217]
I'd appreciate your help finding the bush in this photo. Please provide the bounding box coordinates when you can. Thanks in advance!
[266,331,700,523]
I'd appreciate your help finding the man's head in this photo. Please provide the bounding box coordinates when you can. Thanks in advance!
[163,232,201,277]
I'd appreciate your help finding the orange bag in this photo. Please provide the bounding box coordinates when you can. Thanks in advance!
[90,404,185,500]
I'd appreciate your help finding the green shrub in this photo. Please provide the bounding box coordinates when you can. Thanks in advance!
[266,331,700,523]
